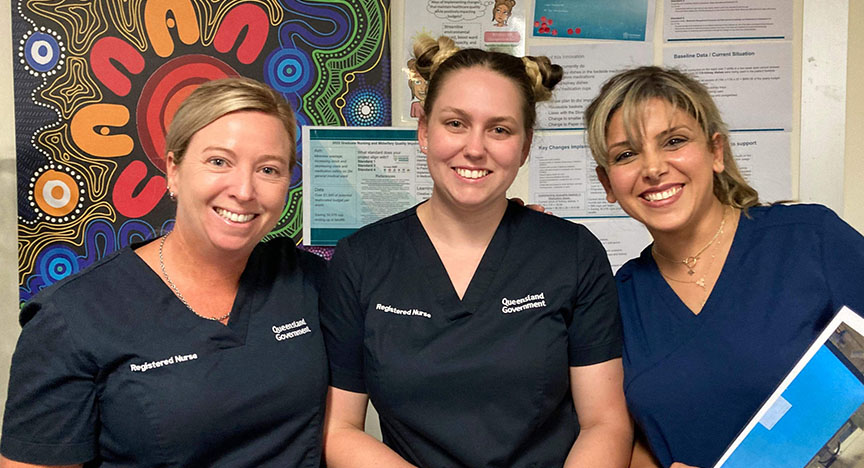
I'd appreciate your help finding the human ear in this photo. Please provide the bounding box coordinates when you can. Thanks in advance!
[417,115,429,153]
[520,129,534,166]
[710,133,725,174]
[595,165,618,204]
[166,152,179,197]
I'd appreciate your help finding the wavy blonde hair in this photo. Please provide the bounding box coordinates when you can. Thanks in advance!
[585,66,759,210]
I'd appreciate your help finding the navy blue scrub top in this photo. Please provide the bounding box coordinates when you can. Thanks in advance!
[620,204,864,467]
[322,201,623,467]
[1,238,328,467]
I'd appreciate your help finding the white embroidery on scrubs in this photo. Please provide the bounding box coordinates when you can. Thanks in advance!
[129,353,199,372]
[501,292,547,314]
[272,318,312,341]
[375,303,432,319]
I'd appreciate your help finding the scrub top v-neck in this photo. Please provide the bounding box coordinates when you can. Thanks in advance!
[619,204,864,467]
[322,201,622,467]
[1,238,328,467]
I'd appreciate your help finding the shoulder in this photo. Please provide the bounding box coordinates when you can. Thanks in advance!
[743,203,838,230]
[337,206,417,251]
[614,245,653,284]
[255,237,328,285]
[21,246,137,327]
[510,203,600,243]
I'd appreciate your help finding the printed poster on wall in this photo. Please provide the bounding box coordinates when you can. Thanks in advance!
[665,0,793,42]
[398,0,527,124]
[532,0,655,41]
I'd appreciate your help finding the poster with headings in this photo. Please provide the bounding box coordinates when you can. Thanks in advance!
[397,0,527,124]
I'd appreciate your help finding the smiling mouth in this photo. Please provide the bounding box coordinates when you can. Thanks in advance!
[455,168,490,179]
[215,208,256,223]
[642,185,682,202]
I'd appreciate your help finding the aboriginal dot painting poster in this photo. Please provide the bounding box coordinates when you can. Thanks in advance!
[12,0,391,304]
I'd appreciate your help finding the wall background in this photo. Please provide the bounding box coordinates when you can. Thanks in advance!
[0,0,861,434]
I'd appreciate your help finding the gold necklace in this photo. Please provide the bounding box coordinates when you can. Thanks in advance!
[159,232,232,322]
[653,206,729,276]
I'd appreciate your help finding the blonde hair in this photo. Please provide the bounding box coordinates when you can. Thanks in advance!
[165,77,297,169]
[411,34,563,131]
[585,66,759,210]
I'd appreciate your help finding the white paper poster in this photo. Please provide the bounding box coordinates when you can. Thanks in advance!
[664,42,793,131]
[664,0,793,42]
[531,42,653,130]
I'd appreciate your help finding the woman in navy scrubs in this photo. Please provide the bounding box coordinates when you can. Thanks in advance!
[585,66,864,468]
[321,35,632,467]
[1,78,327,467]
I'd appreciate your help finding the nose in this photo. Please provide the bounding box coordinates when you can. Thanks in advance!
[464,128,485,159]
[229,167,256,201]
[640,147,668,181]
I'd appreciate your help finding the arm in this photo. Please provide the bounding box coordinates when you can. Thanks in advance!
[323,387,416,468]
[564,358,633,468]
[0,456,81,468]
[629,433,661,468]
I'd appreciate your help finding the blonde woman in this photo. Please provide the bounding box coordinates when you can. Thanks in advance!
[1,78,327,467]
[321,36,632,467]
[586,66,864,468]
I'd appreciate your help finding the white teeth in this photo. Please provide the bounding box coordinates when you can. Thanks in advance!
[643,186,682,202]
[455,168,489,179]
[216,208,255,223]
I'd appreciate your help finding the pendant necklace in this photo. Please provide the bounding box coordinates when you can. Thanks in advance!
[653,206,729,276]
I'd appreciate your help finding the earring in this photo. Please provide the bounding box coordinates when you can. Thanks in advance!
[420,145,428,151]
[167,187,176,202]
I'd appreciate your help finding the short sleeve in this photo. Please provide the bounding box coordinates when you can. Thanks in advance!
[567,225,623,366]
[1,299,99,464]
[320,238,368,393]
[820,208,864,315]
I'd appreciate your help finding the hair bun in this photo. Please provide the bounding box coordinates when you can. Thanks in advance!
[412,35,460,81]
[522,56,564,102]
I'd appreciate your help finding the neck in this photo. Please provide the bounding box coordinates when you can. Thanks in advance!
[418,194,509,247]
[651,201,728,260]
[164,226,250,286]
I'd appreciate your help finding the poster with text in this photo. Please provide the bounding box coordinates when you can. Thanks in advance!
[664,42,793,131]
[398,0,527,123]
[302,127,427,245]
[665,0,792,42]
[531,42,653,130]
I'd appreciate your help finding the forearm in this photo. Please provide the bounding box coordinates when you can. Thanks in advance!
[563,419,633,468]
[323,427,416,468]
[0,454,82,468]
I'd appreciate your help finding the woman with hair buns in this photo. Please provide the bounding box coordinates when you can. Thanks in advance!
[321,35,632,467]
[0,77,327,467]
[585,66,864,468]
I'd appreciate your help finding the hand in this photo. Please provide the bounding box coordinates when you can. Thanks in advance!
[509,197,553,215]
[670,463,700,468]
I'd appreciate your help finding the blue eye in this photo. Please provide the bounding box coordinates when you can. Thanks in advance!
[261,166,278,176]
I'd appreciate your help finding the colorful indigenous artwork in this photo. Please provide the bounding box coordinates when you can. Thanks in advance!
[13,0,391,304]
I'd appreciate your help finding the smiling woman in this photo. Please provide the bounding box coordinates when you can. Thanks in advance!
[320,35,633,468]
[0,78,329,467]
[585,66,864,468]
